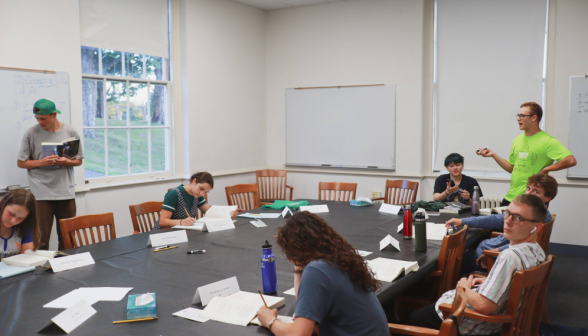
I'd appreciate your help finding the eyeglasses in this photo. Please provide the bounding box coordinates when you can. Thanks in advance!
[516,114,534,120]
[502,210,540,225]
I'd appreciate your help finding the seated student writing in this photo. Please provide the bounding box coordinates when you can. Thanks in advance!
[405,194,547,335]
[153,172,237,229]
[256,212,389,336]
[446,173,556,273]
[0,189,41,260]
[433,153,483,205]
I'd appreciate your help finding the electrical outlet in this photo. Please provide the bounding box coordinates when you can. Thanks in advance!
[371,191,382,198]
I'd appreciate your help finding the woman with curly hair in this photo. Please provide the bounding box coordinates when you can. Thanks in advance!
[256,211,389,336]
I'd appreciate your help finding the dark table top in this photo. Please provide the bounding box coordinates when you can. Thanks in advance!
[0,200,486,336]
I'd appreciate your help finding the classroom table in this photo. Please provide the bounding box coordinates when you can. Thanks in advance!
[0,200,487,336]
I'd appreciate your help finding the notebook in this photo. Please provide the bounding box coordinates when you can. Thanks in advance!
[366,257,419,282]
[201,291,285,327]
[40,137,81,169]
[0,262,35,279]
[195,206,237,223]
[1,250,68,268]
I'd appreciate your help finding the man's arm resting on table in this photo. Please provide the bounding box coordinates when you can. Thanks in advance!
[540,155,577,174]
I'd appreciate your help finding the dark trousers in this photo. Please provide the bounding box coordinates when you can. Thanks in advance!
[37,199,76,251]
[500,199,511,207]
[405,303,443,330]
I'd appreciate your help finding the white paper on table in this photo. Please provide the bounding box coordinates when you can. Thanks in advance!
[148,230,188,247]
[379,204,402,215]
[412,223,452,240]
[250,220,267,228]
[299,205,329,213]
[76,287,133,302]
[238,213,263,219]
[260,213,282,219]
[379,234,400,252]
[50,299,96,333]
[397,222,404,233]
[201,291,285,327]
[48,252,95,273]
[356,250,373,257]
[173,307,210,323]
[283,287,296,296]
[44,289,99,309]
[192,276,240,306]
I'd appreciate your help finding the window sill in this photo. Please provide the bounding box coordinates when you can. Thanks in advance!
[76,176,184,192]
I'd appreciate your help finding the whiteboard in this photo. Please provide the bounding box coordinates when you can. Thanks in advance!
[286,85,395,170]
[568,76,588,178]
[0,69,71,189]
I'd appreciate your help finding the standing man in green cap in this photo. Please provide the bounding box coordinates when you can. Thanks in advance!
[17,98,84,250]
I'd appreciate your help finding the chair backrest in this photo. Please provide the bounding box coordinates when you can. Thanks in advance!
[166,188,208,219]
[226,184,260,211]
[60,212,117,250]
[256,170,290,201]
[537,214,555,255]
[436,225,469,297]
[129,201,163,234]
[501,255,555,336]
[383,179,419,205]
[318,182,357,201]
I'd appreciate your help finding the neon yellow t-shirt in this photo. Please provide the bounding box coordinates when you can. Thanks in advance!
[505,131,572,201]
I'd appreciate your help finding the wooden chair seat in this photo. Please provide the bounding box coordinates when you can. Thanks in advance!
[256,169,294,202]
[318,182,357,201]
[374,179,419,205]
[60,212,117,250]
[226,184,261,211]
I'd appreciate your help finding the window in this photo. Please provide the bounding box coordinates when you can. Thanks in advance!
[81,46,171,179]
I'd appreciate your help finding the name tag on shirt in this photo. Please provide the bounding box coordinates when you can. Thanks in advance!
[148,230,188,247]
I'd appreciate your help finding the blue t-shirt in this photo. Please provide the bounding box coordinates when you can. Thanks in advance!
[0,226,33,260]
[295,260,389,336]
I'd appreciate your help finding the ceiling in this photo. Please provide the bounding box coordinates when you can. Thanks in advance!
[231,0,345,11]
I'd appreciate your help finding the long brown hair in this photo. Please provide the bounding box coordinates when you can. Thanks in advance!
[0,189,41,250]
[277,211,380,292]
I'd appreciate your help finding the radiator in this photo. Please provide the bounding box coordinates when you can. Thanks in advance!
[479,196,502,209]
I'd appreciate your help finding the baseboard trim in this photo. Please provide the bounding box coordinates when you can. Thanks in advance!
[549,243,588,257]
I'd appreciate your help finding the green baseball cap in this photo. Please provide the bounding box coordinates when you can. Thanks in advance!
[33,98,61,115]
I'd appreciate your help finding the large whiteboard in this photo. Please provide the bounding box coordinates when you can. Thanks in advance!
[568,76,588,178]
[0,69,71,189]
[286,85,396,170]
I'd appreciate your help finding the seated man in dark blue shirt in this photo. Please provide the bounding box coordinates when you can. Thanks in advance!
[446,173,557,274]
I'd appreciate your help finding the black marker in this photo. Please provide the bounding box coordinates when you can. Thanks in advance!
[187,250,206,254]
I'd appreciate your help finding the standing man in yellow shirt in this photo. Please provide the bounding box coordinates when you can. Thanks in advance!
[477,102,576,206]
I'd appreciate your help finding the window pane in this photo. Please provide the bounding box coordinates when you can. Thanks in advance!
[129,83,148,126]
[125,53,145,79]
[107,129,128,176]
[82,79,104,127]
[150,84,167,126]
[84,129,105,178]
[130,129,149,174]
[151,128,168,172]
[106,81,127,126]
[81,46,99,75]
[102,49,123,76]
[146,56,168,81]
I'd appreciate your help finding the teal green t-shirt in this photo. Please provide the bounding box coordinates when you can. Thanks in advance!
[505,131,572,201]
[161,185,207,217]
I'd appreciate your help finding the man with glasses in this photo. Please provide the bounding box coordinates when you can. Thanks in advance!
[405,194,547,335]
[476,102,575,206]
[446,174,557,274]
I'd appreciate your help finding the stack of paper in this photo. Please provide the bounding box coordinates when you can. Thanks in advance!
[0,262,35,279]
[367,258,419,282]
[412,223,453,240]
[44,287,133,308]
[1,249,66,267]
[201,291,285,327]
[238,213,282,219]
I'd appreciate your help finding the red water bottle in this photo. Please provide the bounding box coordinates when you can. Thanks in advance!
[403,205,413,240]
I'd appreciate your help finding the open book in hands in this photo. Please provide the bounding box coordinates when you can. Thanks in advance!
[1,249,68,268]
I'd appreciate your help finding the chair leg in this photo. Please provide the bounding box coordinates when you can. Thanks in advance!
[541,303,549,323]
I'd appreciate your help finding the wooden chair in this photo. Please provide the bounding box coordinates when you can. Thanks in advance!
[389,287,467,336]
[60,212,117,250]
[439,255,555,336]
[318,182,357,201]
[374,180,419,205]
[226,184,260,211]
[256,169,294,202]
[129,201,163,234]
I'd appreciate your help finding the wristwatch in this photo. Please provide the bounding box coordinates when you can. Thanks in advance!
[268,317,278,331]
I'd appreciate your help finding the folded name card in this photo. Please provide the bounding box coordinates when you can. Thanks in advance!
[148,230,188,247]
[299,205,329,213]
[48,252,95,273]
[281,206,294,218]
[379,204,403,215]
[192,276,240,306]
[42,299,96,334]
[203,218,236,233]
[397,222,404,233]
[380,234,401,252]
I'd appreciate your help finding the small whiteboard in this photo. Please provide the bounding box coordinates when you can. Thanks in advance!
[0,68,71,189]
[286,85,396,170]
[567,76,588,178]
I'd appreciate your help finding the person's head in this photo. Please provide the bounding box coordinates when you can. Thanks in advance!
[518,102,542,130]
[277,211,380,292]
[444,153,464,177]
[189,172,214,197]
[33,98,60,130]
[526,174,558,205]
[503,194,547,244]
[0,189,41,250]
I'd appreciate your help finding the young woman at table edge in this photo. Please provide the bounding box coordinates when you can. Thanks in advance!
[154,172,237,229]
[0,189,41,259]
[256,212,389,336]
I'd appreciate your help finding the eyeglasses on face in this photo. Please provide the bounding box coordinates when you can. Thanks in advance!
[516,114,534,120]
[502,210,540,225]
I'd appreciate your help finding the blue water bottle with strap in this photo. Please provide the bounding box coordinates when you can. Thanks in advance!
[261,240,277,295]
